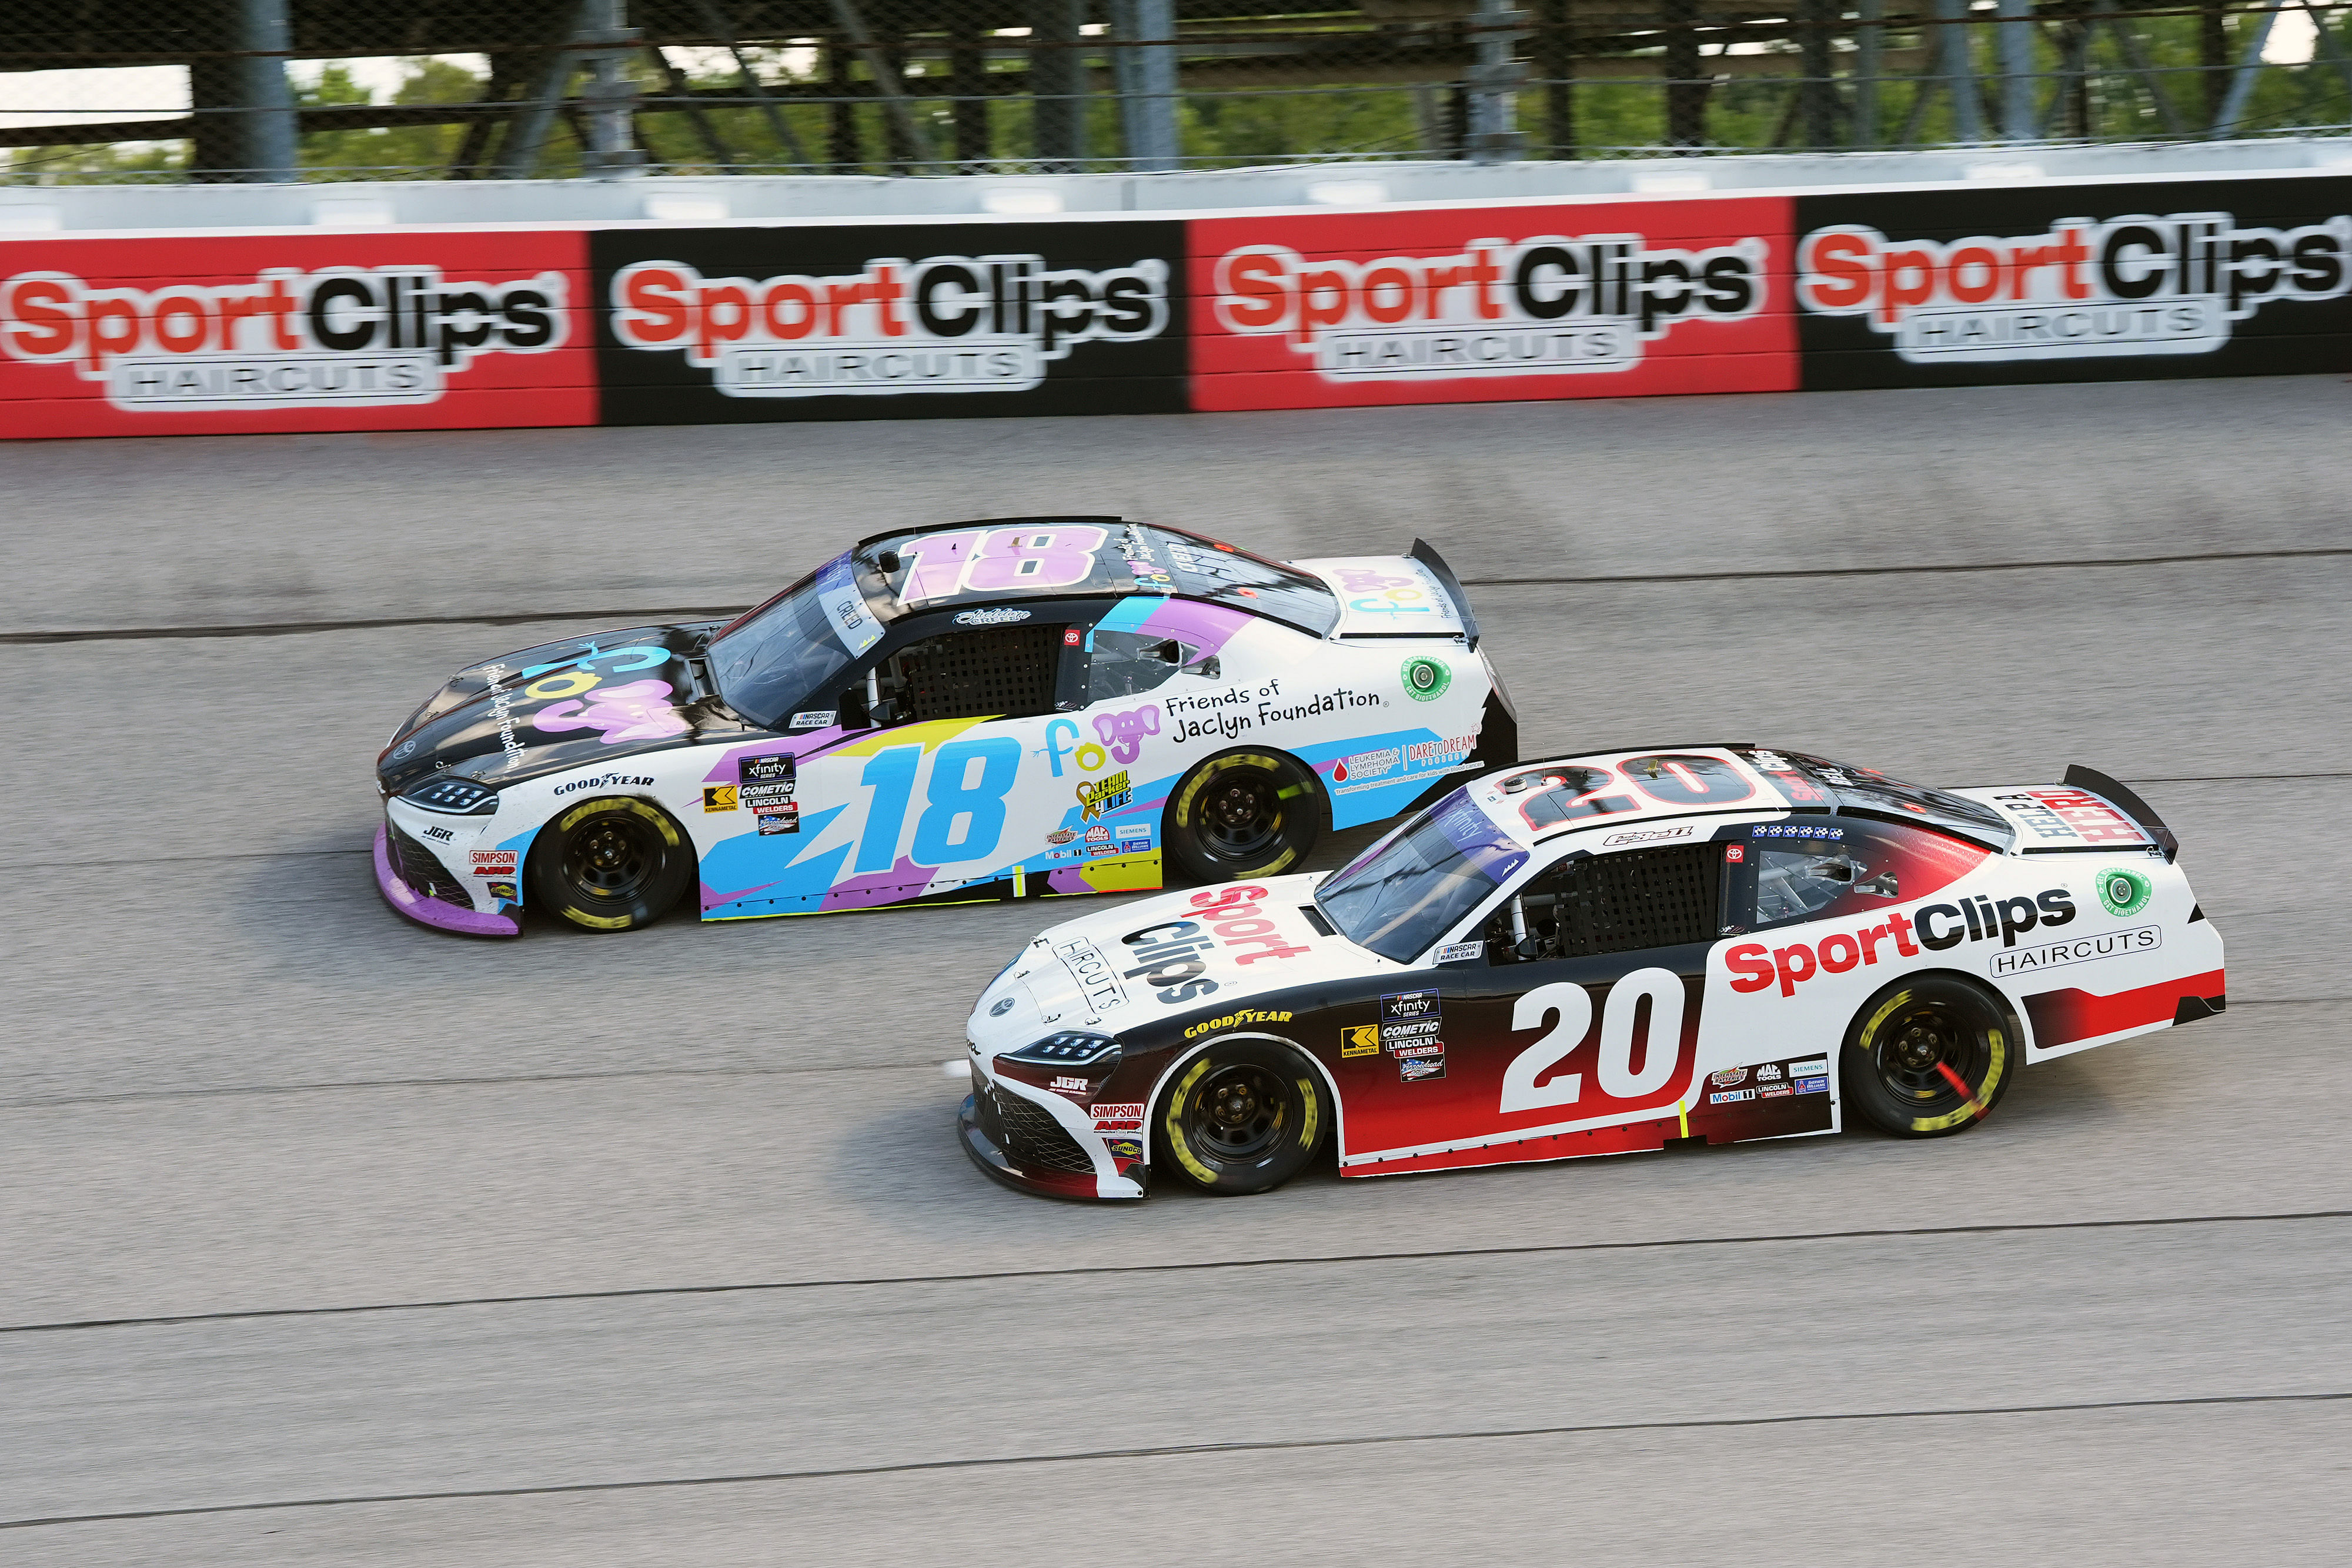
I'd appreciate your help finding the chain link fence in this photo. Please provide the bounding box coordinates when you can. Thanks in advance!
[2,0,2348,182]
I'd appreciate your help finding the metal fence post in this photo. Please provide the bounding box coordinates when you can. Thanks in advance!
[1996,0,2036,140]
[1800,0,1838,148]
[1935,0,1986,141]
[1854,0,1883,146]
[1031,0,1090,169]
[1467,0,1528,162]
[1112,0,1180,171]
[237,0,296,181]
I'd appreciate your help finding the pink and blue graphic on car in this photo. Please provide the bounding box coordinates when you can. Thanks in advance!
[374,516,1512,940]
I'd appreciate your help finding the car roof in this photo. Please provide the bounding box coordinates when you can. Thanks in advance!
[1475,745,2012,851]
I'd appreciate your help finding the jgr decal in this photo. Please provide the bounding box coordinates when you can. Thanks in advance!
[1,265,566,410]
[1211,232,1763,382]
[1797,211,2351,363]
[610,254,1168,396]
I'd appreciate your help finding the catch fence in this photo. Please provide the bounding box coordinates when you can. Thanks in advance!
[2,0,2348,182]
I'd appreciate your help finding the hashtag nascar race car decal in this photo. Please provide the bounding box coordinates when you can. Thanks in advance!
[375,518,1509,937]
[960,746,2223,1200]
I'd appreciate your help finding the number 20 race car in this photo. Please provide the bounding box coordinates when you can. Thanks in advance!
[374,519,1512,936]
[960,747,2224,1199]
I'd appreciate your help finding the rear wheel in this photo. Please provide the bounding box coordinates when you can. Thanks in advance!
[527,796,691,932]
[1158,1039,1325,1195]
[1164,750,1321,884]
[1840,975,2017,1137]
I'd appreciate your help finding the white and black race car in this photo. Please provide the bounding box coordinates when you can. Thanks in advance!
[961,747,2224,1199]
[375,518,1512,936]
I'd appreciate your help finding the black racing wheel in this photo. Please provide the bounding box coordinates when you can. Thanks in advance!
[1158,1038,1325,1195]
[527,796,692,932]
[1840,974,2017,1137]
[1164,749,1322,884]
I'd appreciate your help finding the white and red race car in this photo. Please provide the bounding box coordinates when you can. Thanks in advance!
[960,746,2223,1199]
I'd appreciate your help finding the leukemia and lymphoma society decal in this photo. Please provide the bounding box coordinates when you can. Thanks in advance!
[591,221,1187,422]
[1793,178,2352,387]
[1188,199,1798,411]
[0,232,594,438]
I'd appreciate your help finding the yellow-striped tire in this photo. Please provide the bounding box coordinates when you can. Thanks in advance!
[1840,975,2017,1138]
[1164,750,1322,885]
[1158,1039,1325,1195]
[526,796,691,933]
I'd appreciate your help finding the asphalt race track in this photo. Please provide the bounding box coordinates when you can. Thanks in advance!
[5,375,2350,1566]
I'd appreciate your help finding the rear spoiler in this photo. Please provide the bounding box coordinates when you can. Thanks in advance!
[2064,765,2181,863]
[1409,538,1479,652]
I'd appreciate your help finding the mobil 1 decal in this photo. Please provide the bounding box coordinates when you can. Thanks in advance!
[592,220,1186,423]
[1188,197,1798,412]
[1795,175,2352,388]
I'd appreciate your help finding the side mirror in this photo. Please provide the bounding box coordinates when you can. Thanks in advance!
[874,550,901,574]
[1514,937,1548,961]
[1151,638,1183,666]
[838,687,871,729]
[1190,654,1221,681]
[1859,871,1899,897]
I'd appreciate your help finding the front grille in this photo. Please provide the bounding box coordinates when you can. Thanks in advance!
[1548,844,1719,957]
[988,1084,1097,1175]
[388,822,472,908]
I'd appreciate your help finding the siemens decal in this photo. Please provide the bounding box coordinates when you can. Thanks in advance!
[610,254,1170,396]
[1797,210,2351,363]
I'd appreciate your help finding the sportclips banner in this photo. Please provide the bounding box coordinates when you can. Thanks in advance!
[1794,174,2352,388]
[0,231,596,439]
[590,219,1188,422]
[1188,197,1800,410]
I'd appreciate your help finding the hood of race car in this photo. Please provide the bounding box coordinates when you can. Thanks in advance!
[376,621,741,797]
[969,872,1388,1051]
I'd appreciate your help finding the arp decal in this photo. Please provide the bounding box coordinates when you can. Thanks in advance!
[1189,198,1798,411]
[0,232,594,439]
[593,220,1187,422]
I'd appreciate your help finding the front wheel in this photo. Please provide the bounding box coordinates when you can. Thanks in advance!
[527,796,691,932]
[1164,750,1322,884]
[1158,1039,1325,1195]
[1840,975,2017,1137]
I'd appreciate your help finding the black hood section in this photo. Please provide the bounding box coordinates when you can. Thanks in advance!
[377,621,751,795]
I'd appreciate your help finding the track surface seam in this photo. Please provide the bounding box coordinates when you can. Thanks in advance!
[5,1389,2341,1530]
[8,543,2348,644]
[2,998,2336,1116]
[8,1208,2342,1338]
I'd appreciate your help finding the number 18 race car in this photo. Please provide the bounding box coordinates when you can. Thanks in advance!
[960,747,2224,1199]
[375,518,1512,936]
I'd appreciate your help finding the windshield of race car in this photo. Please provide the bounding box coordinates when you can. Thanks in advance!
[709,551,890,728]
[1317,790,1528,963]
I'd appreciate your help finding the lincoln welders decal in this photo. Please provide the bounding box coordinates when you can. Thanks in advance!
[592,221,1185,423]
[1795,176,2352,389]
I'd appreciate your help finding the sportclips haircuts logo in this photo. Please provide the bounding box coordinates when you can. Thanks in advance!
[610,255,1169,397]
[1798,212,2351,363]
[1212,234,1765,381]
[0,267,566,410]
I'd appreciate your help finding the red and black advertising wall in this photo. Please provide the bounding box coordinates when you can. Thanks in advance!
[0,171,2344,440]
[1794,173,2352,390]
[589,218,1189,423]
[0,229,597,440]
